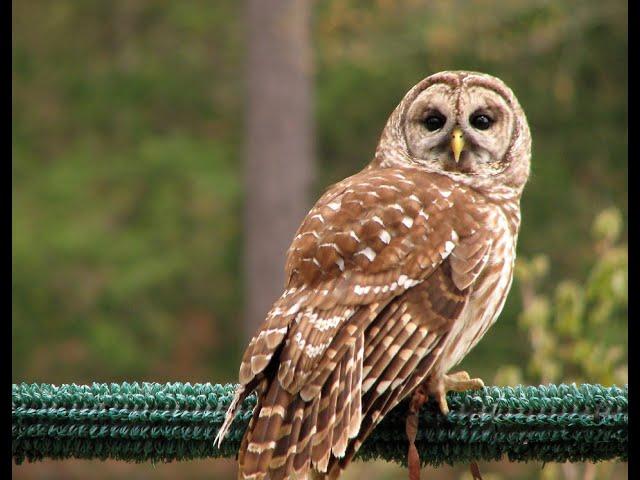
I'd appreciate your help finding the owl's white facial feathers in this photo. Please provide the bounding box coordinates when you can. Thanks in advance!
[404,80,515,175]
[374,71,531,196]
[455,85,515,170]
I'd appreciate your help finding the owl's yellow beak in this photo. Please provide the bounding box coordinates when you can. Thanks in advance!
[451,127,465,163]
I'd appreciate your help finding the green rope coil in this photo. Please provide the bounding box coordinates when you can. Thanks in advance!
[12,382,627,466]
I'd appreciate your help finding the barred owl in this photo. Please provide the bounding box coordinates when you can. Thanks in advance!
[216,71,531,479]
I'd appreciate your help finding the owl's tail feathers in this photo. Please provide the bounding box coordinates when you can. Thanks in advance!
[215,384,247,448]
[237,379,302,480]
[237,338,364,480]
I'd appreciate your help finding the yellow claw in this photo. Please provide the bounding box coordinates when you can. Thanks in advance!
[451,127,465,163]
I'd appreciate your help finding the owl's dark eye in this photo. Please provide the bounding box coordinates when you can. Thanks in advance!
[470,113,493,130]
[423,114,446,132]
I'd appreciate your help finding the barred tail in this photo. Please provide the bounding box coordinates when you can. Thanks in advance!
[237,336,363,480]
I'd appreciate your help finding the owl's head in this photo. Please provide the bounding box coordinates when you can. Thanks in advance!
[374,71,531,195]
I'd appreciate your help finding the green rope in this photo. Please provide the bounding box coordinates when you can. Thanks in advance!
[12,382,627,467]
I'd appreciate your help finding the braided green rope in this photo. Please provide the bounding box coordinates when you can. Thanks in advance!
[12,383,627,467]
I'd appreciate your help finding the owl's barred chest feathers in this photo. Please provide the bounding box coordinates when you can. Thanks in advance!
[221,71,531,480]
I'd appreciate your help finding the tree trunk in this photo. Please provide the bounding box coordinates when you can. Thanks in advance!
[244,0,314,338]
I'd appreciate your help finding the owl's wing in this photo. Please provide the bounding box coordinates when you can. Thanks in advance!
[325,261,479,476]
[315,228,492,476]
[225,168,492,479]
[240,168,489,389]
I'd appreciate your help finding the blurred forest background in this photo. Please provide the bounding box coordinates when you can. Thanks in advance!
[12,1,627,479]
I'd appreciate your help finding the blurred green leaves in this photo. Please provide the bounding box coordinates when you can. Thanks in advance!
[13,136,241,382]
[500,208,627,387]
[490,207,627,479]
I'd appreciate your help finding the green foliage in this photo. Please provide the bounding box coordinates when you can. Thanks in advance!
[495,208,629,480]
[504,208,627,387]
[13,135,242,382]
[492,208,627,479]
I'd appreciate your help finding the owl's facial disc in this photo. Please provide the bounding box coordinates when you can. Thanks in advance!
[403,82,515,177]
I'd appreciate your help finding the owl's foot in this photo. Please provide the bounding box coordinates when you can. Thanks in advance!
[427,371,485,415]
[404,372,484,480]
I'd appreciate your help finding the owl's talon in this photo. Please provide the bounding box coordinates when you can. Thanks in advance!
[437,394,449,416]
[444,371,484,392]
[427,371,485,416]
[446,371,471,382]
